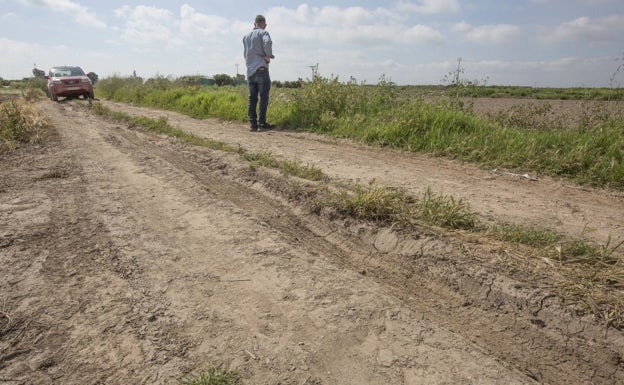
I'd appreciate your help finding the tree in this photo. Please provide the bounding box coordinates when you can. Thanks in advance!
[87,72,99,85]
[213,73,234,86]
[32,68,45,78]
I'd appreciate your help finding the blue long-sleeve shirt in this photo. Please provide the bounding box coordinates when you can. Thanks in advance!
[243,27,274,79]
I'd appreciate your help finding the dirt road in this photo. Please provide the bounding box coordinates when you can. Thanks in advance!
[1,99,623,384]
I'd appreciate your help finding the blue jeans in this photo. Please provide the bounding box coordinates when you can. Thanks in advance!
[247,68,271,126]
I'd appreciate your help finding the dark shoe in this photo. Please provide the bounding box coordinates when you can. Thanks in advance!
[259,123,275,130]
[250,126,258,132]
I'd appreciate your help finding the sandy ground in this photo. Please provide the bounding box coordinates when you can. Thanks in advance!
[0,98,623,385]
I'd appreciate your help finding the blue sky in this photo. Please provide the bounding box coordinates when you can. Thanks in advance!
[1,0,623,87]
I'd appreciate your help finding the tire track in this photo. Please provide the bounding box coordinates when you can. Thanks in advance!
[98,113,623,385]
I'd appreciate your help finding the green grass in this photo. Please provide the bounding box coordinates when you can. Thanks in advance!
[329,183,416,224]
[240,149,279,169]
[96,76,247,121]
[89,102,326,182]
[395,82,624,100]
[180,366,240,385]
[322,182,476,231]
[359,100,624,189]
[417,187,476,229]
[90,102,235,152]
[95,75,624,190]
[279,158,327,181]
[489,222,562,248]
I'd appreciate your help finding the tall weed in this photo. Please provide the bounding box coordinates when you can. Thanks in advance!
[0,97,49,152]
[282,74,397,131]
[94,74,624,189]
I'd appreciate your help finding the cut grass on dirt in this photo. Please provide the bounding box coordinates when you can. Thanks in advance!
[180,366,241,385]
[487,222,624,328]
[313,181,623,328]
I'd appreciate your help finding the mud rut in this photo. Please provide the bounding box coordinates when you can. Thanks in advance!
[0,100,622,384]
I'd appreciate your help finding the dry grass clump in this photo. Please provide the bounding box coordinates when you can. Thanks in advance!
[490,223,624,328]
[0,96,50,153]
[325,182,476,230]
[556,236,624,328]
[560,264,624,329]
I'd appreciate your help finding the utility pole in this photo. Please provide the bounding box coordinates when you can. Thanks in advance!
[308,64,318,79]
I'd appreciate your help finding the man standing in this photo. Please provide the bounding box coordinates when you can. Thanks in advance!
[243,14,275,131]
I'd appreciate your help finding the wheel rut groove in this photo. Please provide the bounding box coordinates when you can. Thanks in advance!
[103,118,622,385]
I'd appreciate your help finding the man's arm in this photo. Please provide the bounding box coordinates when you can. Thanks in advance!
[263,32,274,60]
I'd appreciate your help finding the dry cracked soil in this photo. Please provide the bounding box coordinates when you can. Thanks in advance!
[1,98,623,385]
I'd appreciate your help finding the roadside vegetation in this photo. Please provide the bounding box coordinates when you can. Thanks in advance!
[3,68,623,327]
[0,92,49,153]
[96,69,624,190]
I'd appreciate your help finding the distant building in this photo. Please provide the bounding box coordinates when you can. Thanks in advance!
[199,76,215,86]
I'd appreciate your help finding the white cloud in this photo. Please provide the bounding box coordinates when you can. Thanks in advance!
[451,21,471,33]
[396,0,460,14]
[452,21,521,44]
[315,23,442,45]
[0,38,65,76]
[402,25,444,43]
[19,0,105,28]
[114,5,177,46]
[268,4,443,46]
[179,4,231,38]
[267,4,380,26]
[0,38,40,62]
[576,0,613,4]
[546,14,624,43]
[316,5,375,26]
[460,24,521,44]
[477,57,577,72]
[544,57,578,71]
